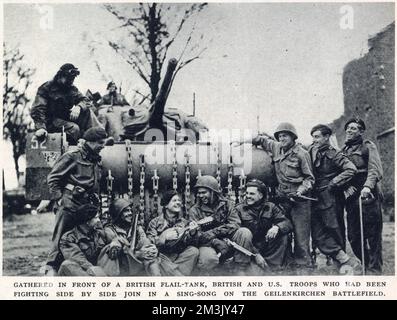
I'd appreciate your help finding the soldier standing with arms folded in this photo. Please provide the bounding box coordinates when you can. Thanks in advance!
[341,118,384,274]
[44,127,108,275]
[238,123,315,272]
[309,124,361,274]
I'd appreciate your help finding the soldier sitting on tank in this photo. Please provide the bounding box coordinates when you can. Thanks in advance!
[231,179,293,275]
[188,175,240,275]
[100,198,182,276]
[146,191,200,276]
[58,204,107,276]
[44,127,107,276]
[30,63,103,145]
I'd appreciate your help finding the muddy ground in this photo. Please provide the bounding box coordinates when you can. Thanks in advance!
[2,212,395,276]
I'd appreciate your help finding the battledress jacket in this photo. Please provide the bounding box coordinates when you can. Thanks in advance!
[47,143,102,202]
[30,80,89,130]
[252,136,315,195]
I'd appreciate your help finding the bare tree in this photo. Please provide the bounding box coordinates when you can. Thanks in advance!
[3,44,35,179]
[94,3,208,104]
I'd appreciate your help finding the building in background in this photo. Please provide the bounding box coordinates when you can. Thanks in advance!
[331,22,395,220]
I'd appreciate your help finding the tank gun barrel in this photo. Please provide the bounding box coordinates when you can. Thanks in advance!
[149,58,178,128]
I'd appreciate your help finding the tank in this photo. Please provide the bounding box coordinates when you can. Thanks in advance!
[100,141,276,193]
[25,57,276,201]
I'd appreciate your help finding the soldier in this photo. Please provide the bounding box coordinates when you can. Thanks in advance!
[146,191,199,276]
[30,63,102,144]
[99,81,130,107]
[341,118,383,274]
[188,175,240,274]
[246,123,315,270]
[102,198,178,276]
[231,179,293,275]
[309,124,360,273]
[44,126,107,275]
[58,204,107,276]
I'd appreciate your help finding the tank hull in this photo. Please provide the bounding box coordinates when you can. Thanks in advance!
[100,142,276,192]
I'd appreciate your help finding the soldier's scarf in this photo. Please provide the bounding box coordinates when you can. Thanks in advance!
[82,142,102,163]
[344,135,363,147]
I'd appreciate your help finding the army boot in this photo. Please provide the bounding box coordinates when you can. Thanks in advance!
[336,250,362,275]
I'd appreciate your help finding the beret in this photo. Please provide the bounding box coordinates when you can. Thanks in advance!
[83,126,108,142]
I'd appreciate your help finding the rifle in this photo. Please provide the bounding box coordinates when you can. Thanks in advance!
[224,238,267,270]
[274,193,318,203]
[127,211,142,263]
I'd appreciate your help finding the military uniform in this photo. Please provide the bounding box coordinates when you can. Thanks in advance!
[253,135,315,266]
[58,224,107,276]
[99,93,129,106]
[30,80,101,144]
[46,142,102,269]
[146,213,199,276]
[309,143,357,260]
[342,136,383,273]
[232,201,293,268]
[188,199,240,270]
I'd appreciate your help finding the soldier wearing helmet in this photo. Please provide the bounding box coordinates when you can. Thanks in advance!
[100,198,162,276]
[30,63,103,145]
[341,118,384,274]
[188,175,240,274]
[245,122,315,271]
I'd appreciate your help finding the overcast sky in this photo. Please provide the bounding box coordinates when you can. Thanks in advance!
[4,2,394,141]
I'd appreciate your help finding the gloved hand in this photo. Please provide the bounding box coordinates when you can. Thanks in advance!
[35,128,48,139]
[70,105,81,121]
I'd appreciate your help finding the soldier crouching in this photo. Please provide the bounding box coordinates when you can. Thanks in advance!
[231,180,293,275]
[99,198,162,276]
[188,176,240,275]
[58,204,107,276]
[146,191,199,276]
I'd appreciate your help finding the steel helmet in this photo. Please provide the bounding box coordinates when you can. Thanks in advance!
[274,122,298,141]
[109,198,132,223]
[194,175,221,194]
